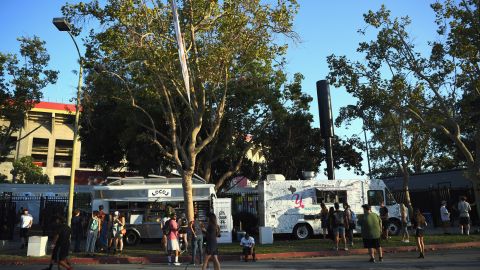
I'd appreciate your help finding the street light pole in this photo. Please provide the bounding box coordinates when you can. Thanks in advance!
[53,18,83,226]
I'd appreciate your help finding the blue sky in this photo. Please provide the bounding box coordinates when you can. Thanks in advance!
[0,0,439,179]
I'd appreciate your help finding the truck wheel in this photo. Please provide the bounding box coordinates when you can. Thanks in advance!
[293,223,311,240]
[125,230,140,246]
[388,219,401,236]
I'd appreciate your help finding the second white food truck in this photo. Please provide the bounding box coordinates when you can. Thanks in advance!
[258,174,402,239]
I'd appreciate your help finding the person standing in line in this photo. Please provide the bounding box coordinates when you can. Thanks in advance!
[400,203,410,243]
[202,213,221,270]
[161,214,170,254]
[85,211,100,256]
[343,203,355,247]
[413,209,427,258]
[111,211,125,255]
[440,201,450,235]
[332,202,349,251]
[189,214,205,266]
[71,209,84,253]
[19,208,33,249]
[457,196,471,235]
[42,216,73,270]
[166,213,181,266]
[359,204,383,263]
[379,202,389,240]
[319,203,329,239]
[327,207,335,244]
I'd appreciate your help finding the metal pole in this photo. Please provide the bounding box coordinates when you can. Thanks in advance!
[66,32,83,227]
[363,128,372,178]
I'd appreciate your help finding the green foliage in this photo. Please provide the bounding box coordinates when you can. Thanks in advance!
[0,36,58,161]
[10,156,50,184]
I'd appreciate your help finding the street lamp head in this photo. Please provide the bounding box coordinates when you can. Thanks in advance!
[53,17,72,32]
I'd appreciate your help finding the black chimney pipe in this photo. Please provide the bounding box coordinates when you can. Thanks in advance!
[316,80,335,180]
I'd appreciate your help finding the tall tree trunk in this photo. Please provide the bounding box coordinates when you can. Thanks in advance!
[182,169,195,223]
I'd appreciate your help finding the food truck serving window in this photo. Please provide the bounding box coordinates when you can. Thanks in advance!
[316,190,347,204]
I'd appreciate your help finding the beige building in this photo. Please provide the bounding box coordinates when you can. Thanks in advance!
[0,101,83,184]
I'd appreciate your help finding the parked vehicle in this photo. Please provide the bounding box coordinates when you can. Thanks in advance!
[258,174,402,240]
[91,176,215,245]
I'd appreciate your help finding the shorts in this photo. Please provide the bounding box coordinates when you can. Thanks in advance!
[19,228,29,238]
[167,239,180,251]
[321,219,328,229]
[206,246,218,255]
[242,247,253,255]
[363,238,381,249]
[415,228,424,237]
[459,217,470,226]
[401,221,408,228]
[441,221,450,227]
[334,226,345,236]
[382,220,390,230]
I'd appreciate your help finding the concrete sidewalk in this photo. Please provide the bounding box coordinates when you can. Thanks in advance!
[1,240,480,265]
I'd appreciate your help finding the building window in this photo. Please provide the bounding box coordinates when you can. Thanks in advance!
[54,139,73,167]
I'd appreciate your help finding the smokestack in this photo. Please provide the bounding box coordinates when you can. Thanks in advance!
[316,80,335,180]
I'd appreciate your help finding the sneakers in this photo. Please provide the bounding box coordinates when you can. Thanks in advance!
[418,253,425,259]
[379,257,383,262]
[344,247,349,251]
[173,262,181,266]
[369,258,375,263]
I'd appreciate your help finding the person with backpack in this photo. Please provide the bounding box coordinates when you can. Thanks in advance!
[343,203,355,247]
[85,211,101,256]
[413,209,427,258]
[332,202,349,251]
[161,214,170,254]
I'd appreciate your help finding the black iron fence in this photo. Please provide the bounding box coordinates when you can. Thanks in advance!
[391,187,477,226]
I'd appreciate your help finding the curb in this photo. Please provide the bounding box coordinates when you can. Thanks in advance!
[1,241,480,265]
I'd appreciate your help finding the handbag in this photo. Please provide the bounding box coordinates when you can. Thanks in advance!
[121,228,127,235]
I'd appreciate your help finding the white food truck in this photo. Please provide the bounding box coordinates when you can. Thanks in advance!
[91,176,229,245]
[258,174,402,239]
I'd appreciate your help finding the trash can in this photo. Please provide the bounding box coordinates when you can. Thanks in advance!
[259,227,273,244]
[27,236,48,257]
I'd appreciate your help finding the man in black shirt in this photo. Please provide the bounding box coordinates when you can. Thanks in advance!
[379,202,389,239]
[43,216,73,270]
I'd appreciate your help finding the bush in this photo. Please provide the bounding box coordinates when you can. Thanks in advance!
[10,156,50,184]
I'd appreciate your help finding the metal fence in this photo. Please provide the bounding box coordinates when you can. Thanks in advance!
[391,187,477,226]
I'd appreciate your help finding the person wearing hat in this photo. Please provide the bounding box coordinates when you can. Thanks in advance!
[359,204,383,263]
[440,201,450,234]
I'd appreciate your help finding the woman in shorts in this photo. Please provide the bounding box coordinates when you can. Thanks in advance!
[413,209,427,258]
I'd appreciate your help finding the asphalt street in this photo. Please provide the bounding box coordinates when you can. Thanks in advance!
[2,248,480,270]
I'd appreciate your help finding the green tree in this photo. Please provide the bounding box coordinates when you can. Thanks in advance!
[63,0,299,221]
[328,1,480,216]
[0,36,58,161]
[10,156,50,184]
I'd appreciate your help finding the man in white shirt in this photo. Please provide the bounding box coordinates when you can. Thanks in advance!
[19,208,33,249]
[457,196,472,235]
[240,232,256,262]
[440,201,450,234]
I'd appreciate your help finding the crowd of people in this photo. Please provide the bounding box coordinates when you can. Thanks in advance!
[13,196,473,269]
